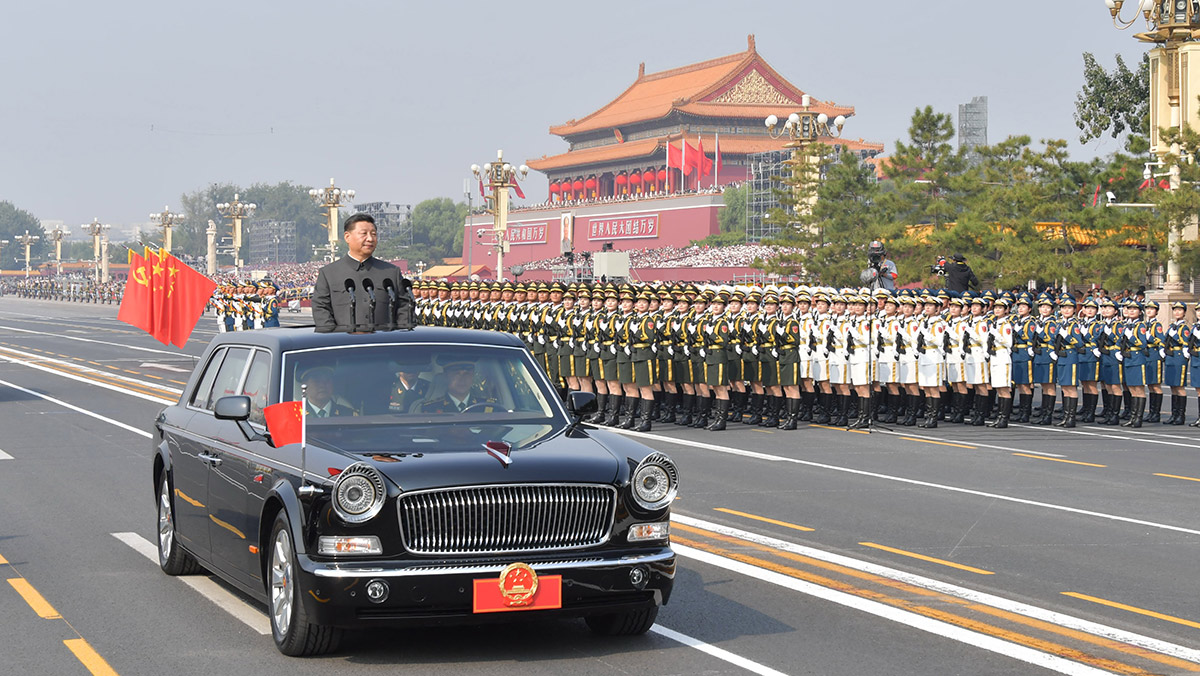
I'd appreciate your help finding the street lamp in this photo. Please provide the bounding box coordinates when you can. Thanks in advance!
[81,218,110,283]
[48,227,67,276]
[149,206,185,254]
[308,178,355,262]
[470,150,528,281]
[765,94,847,220]
[416,260,426,279]
[216,193,257,271]
[13,230,40,278]
[1106,0,1200,295]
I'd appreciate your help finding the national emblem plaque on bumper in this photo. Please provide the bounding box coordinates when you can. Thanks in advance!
[472,563,562,613]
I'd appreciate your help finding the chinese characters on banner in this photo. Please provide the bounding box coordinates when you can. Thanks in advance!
[505,222,550,245]
[585,214,659,241]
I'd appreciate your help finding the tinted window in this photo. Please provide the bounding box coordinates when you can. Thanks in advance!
[240,350,272,425]
[189,347,226,409]
[206,347,252,411]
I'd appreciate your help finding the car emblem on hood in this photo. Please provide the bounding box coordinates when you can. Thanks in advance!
[483,441,512,467]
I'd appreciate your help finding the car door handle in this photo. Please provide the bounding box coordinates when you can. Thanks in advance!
[198,452,222,467]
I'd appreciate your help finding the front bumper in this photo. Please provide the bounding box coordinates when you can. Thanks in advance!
[293,546,675,628]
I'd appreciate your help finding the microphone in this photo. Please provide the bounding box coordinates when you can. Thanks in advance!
[344,279,358,332]
[362,278,378,333]
[382,278,398,331]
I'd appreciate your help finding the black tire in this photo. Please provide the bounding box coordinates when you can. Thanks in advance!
[585,604,659,636]
[157,475,202,575]
[268,513,342,656]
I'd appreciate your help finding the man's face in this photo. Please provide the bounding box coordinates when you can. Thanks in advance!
[539,291,551,302]
[438,289,451,300]
[303,371,333,407]
[489,290,502,301]
[501,290,514,302]
[446,365,475,399]
[550,291,563,304]
[344,221,378,259]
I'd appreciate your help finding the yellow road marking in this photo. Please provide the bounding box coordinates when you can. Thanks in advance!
[144,374,163,380]
[674,523,1197,673]
[750,428,774,434]
[859,542,994,575]
[714,507,814,532]
[0,553,7,564]
[899,436,976,449]
[168,379,187,385]
[87,361,103,366]
[8,578,62,619]
[0,348,178,399]
[1012,453,1106,468]
[809,424,869,434]
[64,638,119,676]
[1063,592,1200,630]
[1153,472,1200,483]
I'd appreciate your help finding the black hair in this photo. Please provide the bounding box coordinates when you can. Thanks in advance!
[343,213,376,233]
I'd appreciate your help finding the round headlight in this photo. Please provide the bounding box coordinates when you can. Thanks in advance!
[631,452,678,511]
[332,463,386,524]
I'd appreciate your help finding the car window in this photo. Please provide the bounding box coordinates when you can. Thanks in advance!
[206,347,252,411]
[240,350,272,425]
[189,347,226,409]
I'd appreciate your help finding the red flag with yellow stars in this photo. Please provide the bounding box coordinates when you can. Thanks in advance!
[117,250,154,335]
[263,401,304,446]
[165,254,218,348]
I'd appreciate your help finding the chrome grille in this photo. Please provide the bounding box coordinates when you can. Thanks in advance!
[397,484,617,555]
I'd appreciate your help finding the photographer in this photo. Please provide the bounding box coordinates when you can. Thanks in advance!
[944,253,980,293]
[859,240,898,290]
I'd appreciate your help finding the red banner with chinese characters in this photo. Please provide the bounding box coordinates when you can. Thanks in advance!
[506,222,550,245]
[585,213,659,241]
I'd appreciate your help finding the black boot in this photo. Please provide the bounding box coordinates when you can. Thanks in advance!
[1037,393,1056,425]
[1191,395,1200,426]
[659,391,677,423]
[813,392,832,424]
[1079,393,1097,423]
[617,397,637,429]
[1144,392,1163,423]
[779,398,801,430]
[587,393,607,423]
[706,399,728,431]
[1104,393,1121,425]
[1121,391,1133,420]
[1171,394,1187,425]
[849,396,872,429]
[1016,393,1033,423]
[727,391,743,422]
[677,394,694,426]
[989,397,1012,429]
[1055,396,1077,428]
[920,397,939,428]
[882,392,899,424]
[692,396,712,428]
[746,393,763,425]
[799,391,814,422]
[832,395,849,426]
[901,394,919,426]
[957,392,973,424]
[1122,397,1146,428]
[763,396,781,427]
[603,395,623,426]
[634,398,653,432]
[937,394,949,422]
[980,391,994,422]
[971,394,986,426]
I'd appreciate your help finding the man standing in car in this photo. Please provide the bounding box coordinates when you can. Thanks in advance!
[313,213,409,332]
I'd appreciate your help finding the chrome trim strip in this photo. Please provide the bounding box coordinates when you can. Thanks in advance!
[309,548,674,579]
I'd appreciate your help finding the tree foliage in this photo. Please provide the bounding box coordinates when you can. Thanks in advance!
[375,197,468,267]
[1074,52,1150,153]
[0,201,45,270]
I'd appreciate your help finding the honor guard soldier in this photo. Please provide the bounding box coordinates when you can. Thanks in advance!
[896,294,922,426]
[1031,295,1059,425]
[777,290,804,430]
[987,297,1015,428]
[1118,299,1151,426]
[655,286,680,423]
[1163,301,1190,424]
[917,293,947,428]
[1076,298,1103,422]
[875,292,902,424]
[700,288,732,430]
[1053,296,1084,428]
[964,296,991,425]
[260,280,281,328]
[1142,301,1166,423]
[1098,297,1126,425]
[845,293,874,428]
[624,288,660,432]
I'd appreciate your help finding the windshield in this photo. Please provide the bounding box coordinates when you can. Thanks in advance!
[280,343,561,438]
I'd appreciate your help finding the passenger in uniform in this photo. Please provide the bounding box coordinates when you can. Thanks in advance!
[419,358,498,414]
[302,366,356,418]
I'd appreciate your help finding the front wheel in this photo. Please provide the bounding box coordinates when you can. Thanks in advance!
[585,604,659,636]
[268,513,342,656]
[157,475,201,575]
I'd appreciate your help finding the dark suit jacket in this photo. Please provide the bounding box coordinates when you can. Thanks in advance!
[313,255,410,332]
[419,394,499,414]
[307,402,356,418]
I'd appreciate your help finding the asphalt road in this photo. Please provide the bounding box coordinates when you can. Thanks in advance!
[1,296,1198,676]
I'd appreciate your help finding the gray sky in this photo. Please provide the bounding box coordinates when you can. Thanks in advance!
[1,0,1146,237]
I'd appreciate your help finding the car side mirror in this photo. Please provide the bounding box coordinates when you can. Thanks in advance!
[568,391,598,416]
[214,395,251,421]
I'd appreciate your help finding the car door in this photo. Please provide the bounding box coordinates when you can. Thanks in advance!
[207,348,272,586]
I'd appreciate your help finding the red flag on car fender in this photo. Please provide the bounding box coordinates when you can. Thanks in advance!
[263,401,305,447]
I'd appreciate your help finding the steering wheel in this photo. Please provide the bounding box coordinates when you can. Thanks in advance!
[459,402,496,414]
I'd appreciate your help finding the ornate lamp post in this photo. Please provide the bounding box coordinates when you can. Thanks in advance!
[216,194,257,272]
[81,218,110,283]
[13,230,40,278]
[471,150,528,281]
[416,260,426,279]
[1106,0,1200,295]
[149,206,185,254]
[308,178,355,262]
[48,227,67,276]
[764,94,846,220]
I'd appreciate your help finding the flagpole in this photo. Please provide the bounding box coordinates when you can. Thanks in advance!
[682,138,687,194]
[300,385,309,491]
[714,133,719,189]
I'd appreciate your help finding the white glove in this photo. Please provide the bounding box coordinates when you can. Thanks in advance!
[1104,326,1113,336]
[751,346,759,356]
[537,334,545,345]
[775,325,785,335]
[1187,349,1192,359]
[771,349,779,359]
[700,348,707,359]
[1092,348,1101,358]
[1116,351,1124,362]
[704,325,714,335]
[735,344,743,355]
[1049,351,1058,361]
[1158,348,1165,359]
[623,345,631,356]
[668,345,675,356]
[610,345,617,355]
[683,345,691,357]
[1027,348,1035,357]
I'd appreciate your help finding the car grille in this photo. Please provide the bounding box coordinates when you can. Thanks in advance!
[397,484,617,555]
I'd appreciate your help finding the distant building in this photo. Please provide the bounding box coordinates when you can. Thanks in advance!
[959,96,988,165]
[247,219,297,265]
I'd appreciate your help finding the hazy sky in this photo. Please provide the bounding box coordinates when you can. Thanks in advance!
[1,0,1146,238]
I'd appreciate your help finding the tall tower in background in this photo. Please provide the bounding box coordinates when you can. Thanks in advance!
[958,96,988,165]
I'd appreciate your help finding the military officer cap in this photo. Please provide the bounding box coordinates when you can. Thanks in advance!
[982,290,996,301]
[936,289,950,300]
[562,287,576,300]
[1036,294,1055,307]
[730,288,745,303]
[1082,297,1098,308]
[258,279,277,290]
[657,287,673,301]
[602,286,619,300]
[949,297,966,307]
[993,297,1012,308]
[1171,300,1187,310]
[576,285,591,299]
[762,291,779,305]
[796,290,812,303]
[921,293,940,306]
[1121,297,1142,310]
[550,282,564,293]
[618,288,635,301]
[745,290,762,303]
[636,288,655,302]
[1099,297,1116,308]
[1144,299,1160,311]
[1058,296,1076,308]
[779,290,795,304]
[872,287,890,299]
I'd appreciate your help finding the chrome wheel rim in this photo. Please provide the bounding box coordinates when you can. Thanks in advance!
[270,528,293,636]
[158,481,173,564]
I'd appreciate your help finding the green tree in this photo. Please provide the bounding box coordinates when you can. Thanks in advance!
[376,197,468,265]
[1074,52,1150,153]
[0,201,45,270]
[717,183,748,236]
[177,181,332,264]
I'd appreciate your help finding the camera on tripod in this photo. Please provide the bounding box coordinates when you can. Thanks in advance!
[930,255,948,277]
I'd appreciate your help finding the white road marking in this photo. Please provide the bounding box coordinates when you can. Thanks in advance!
[0,324,184,356]
[675,543,1117,676]
[675,514,1200,665]
[0,449,11,460]
[1010,423,1200,449]
[0,378,153,438]
[0,343,182,395]
[111,532,270,635]
[139,362,190,373]
[649,624,788,676]
[0,352,177,407]
[616,428,1200,536]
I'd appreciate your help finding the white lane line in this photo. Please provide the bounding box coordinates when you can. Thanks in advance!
[0,378,153,438]
[876,429,1067,458]
[675,543,1114,676]
[616,428,1200,537]
[0,324,185,356]
[675,514,1200,665]
[0,343,183,396]
[1010,423,1200,450]
[111,532,270,635]
[0,353,177,407]
[0,449,11,460]
[139,362,190,373]
[649,624,788,676]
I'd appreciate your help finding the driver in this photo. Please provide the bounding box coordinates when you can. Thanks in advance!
[420,359,498,413]
[301,366,356,417]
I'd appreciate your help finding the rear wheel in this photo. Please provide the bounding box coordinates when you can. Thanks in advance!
[157,475,201,575]
[268,513,342,656]
[585,604,659,636]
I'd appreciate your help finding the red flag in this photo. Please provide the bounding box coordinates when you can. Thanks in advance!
[511,178,526,200]
[695,137,713,177]
[479,178,486,197]
[685,140,705,176]
[117,251,154,335]
[667,142,685,174]
[143,248,172,345]
[263,401,304,447]
[165,254,219,348]
[1091,184,1101,207]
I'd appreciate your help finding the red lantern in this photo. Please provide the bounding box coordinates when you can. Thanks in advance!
[549,181,561,194]
[584,177,597,189]
[642,170,656,188]
[656,168,667,183]
[629,172,642,185]
[614,173,628,185]
[572,179,584,191]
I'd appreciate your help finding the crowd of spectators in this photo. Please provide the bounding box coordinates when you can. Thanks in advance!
[473,183,742,216]
[522,242,800,272]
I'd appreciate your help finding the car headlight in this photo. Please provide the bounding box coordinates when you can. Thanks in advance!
[631,452,678,511]
[331,463,386,524]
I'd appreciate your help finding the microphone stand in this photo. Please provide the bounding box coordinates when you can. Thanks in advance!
[383,279,397,331]
[362,279,378,333]
[345,280,358,332]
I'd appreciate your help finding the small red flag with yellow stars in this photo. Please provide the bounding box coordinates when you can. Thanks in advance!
[263,401,304,447]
